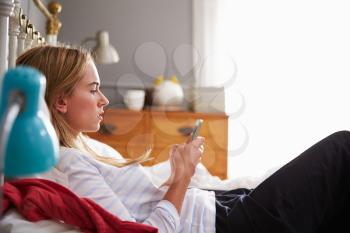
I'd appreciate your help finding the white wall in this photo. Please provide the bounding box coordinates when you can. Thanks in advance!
[59,0,193,108]
[221,0,350,178]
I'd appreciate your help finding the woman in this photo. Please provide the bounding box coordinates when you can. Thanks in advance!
[17,45,350,233]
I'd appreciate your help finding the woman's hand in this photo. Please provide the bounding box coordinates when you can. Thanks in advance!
[162,136,205,186]
[162,136,205,214]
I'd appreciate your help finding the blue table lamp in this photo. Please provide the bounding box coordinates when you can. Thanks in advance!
[0,67,59,207]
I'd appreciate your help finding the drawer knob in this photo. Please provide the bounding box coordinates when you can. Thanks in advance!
[178,127,193,136]
[99,123,117,135]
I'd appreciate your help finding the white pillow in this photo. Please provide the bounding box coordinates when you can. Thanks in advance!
[0,210,82,233]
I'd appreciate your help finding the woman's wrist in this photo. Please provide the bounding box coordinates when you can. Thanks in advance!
[172,167,193,184]
[164,173,191,214]
[173,173,191,185]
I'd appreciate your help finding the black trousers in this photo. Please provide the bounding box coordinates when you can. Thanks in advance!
[215,130,350,233]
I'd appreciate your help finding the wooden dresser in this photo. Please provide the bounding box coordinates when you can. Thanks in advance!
[87,108,228,179]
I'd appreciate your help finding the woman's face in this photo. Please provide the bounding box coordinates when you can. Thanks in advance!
[59,61,109,134]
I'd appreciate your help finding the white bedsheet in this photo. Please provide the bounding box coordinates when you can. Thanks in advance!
[1,162,279,233]
[1,143,280,233]
[0,210,82,233]
[145,160,279,191]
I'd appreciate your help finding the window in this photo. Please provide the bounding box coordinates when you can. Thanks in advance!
[194,0,350,178]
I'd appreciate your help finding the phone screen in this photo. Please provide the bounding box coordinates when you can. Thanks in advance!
[191,119,203,141]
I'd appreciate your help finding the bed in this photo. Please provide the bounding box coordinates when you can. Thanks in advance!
[1,136,276,233]
[0,2,277,232]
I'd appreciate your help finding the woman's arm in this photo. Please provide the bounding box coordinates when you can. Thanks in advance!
[58,148,182,232]
[58,150,135,221]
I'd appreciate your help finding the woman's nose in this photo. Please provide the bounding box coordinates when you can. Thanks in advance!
[99,92,109,107]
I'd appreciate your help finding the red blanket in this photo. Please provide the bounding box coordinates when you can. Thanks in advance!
[2,178,157,233]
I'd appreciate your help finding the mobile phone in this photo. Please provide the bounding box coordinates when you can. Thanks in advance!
[191,119,203,141]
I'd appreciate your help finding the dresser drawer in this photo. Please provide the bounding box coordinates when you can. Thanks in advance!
[148,111,228,178]
[91,109,147,138]
[87,109,228,179]
[151,113,196,144]
[87,109,152,159]
[150,111,227,150]
[149,144,227,178]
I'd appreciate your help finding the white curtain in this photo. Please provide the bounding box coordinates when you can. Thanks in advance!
[193,0,350,179]
[193,0,249,178]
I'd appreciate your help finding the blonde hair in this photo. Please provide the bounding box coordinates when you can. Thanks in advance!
[16,45,151,167]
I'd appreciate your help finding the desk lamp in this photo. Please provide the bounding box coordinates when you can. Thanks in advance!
[0,67,59,214]
[82,30,119,64]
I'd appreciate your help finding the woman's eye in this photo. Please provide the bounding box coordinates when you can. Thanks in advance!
[90,90,98,94]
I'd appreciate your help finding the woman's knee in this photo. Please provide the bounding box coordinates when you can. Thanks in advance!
[328,130,350,142]
[324,130,350,153]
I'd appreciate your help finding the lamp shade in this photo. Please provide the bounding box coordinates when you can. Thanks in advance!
[92,30,119,64]
[0,67,59,176]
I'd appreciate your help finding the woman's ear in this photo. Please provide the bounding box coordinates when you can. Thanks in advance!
[54,95,68,114]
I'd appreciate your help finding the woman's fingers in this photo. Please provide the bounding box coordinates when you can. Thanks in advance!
[199,144,204,154]
[191,136,205,148]
[161,145,180,187]
[188,137,205,159]
[169,139,205,180]
[170,144,179,156]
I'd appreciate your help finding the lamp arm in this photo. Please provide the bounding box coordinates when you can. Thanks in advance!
[0,91,24,216]
[0,92,24,173]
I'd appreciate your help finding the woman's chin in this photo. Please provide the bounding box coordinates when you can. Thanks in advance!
[84,125,101,133]
[94,125,101,132]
